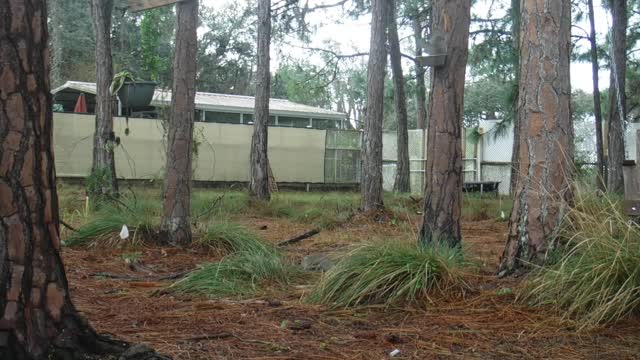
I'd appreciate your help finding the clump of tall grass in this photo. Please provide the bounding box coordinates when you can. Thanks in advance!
[171,221,296,298]
[64,198,159,247]
[170,247,296,298]
[307,241,470,307]
[520,190,640,329]
[197,221,269,254]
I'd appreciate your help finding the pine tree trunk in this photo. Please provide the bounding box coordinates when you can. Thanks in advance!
[499,0,573,275]
[361,0,387,212]
[588,0,606,191]
[418,0,470,247]
[161,0,198,246]
[413,17,427,131]
[606,0,627,194]
[509,0,520,195]
[388,0,411,193]
[249,0,272,201]
[90,0,118,197]
[0,1,129,357]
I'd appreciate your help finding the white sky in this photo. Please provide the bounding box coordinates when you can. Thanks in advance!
[202,0,615,93]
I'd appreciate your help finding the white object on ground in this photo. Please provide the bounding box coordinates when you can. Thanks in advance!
[500,210,506,220]
[389,349,401,357]
[119,224,130,239]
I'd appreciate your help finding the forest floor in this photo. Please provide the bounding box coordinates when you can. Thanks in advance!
[59,186,640,359]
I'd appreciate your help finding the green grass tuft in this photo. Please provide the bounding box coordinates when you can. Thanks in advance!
[170,248,296,298]
[307,241,470,308]
[197,221,269,255]
[64,197,158,247]
[519,191,640,329]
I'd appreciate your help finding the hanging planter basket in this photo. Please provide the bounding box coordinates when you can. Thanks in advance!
[117,81,157,108]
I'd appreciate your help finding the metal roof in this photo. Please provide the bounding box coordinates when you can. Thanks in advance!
[52,81,345,120]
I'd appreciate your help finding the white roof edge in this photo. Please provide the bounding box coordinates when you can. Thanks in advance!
[52,81,346,119]
[150,101,346,120]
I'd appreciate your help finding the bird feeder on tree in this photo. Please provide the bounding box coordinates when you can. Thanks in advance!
[416,30,447,68]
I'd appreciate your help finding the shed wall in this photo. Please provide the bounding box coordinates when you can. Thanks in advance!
[53,113,326,183]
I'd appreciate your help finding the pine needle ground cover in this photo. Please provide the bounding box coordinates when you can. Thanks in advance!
[520,192,640,329]
[55,185,640,358]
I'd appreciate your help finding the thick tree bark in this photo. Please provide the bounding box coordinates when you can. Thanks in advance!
[606,0,627,194]
[413,16,428,131]
[0,1,129,357]
[249,0,272,201]
[89,0,119,197]
[418,0,470,247]
[588,0,606,191]
[361,0,387,212]
[499,0,573,275]
[388,0,411,193]
[161,0,199,246]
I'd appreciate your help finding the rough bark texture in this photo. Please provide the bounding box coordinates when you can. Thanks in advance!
[413,16,428,131]
[89,0,119,197]
[418,0,470,247]
[606,0,627,194]
[361,0,387,212]
[588,0,606,191]
[161,0,198,246]
[249,0,272,202]
[499,0,573,275]
[388,0,411,193]
[0,1,129,357]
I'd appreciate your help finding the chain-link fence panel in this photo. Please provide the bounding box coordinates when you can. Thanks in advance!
[325,130,362,183]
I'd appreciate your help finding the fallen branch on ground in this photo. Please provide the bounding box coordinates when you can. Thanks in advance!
[60,219,78,232]
[91,269,194,282]
[277,229,320,247]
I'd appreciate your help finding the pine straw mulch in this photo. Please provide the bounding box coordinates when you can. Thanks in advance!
[63,218,640,359]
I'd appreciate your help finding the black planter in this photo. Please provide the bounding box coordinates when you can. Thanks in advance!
[117,81,157,108]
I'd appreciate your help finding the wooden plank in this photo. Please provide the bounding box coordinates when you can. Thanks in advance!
[128,0,184,12]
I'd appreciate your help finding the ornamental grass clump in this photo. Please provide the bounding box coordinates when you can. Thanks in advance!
[170,248,296,298]
[172,223,296,298]
[307,241,470,307]
[520,191,640,329]
[64,198,158,247]
[197,221,269,255]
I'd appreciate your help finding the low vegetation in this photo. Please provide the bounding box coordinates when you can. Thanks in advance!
[170,249,295,298]
[520,192,640,329]
[462,194,512,222]
[64,197,158,247]
[171,232,297,298]
[197,221,270,255]
[307,241,471,307]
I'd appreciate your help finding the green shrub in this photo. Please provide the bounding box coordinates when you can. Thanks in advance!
[307,241,470,308]
[520,192,640,329]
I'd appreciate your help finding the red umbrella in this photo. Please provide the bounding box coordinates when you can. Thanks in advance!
[73,93,87,113]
